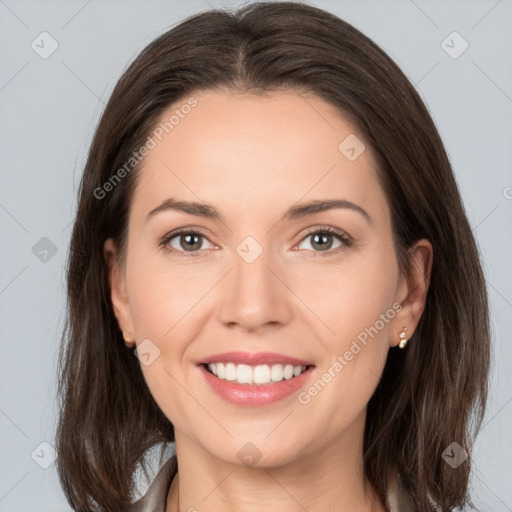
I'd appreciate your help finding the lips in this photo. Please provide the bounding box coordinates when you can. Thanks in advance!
[198,363,315,406]
[195,351,316,406]
[197,351,315,367]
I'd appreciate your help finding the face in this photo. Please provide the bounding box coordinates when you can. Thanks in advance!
[105,89,429,468]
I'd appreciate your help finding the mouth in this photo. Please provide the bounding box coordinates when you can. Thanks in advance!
[198,362,315,406]
[201,362,315,386]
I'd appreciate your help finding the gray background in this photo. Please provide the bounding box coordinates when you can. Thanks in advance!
[1,0,511,510]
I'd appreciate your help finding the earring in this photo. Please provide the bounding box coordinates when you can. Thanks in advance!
[123,334,135,347]
[398,327,408,349]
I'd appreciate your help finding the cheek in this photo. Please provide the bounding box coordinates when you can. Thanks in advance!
[126,233,399,349]
[125,249,202,425]
[288,245,399,344]
[293,244,398,401]
[125,247,209,339]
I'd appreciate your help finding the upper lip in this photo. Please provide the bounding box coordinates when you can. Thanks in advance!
[198,351,315,367]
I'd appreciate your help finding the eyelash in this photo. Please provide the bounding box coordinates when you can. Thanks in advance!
[159,226,352,258]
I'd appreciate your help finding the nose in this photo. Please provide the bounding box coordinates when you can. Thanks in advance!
[218,242,293,333]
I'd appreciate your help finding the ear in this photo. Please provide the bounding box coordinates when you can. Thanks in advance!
[103,238,135,346]
[391,239,433,348]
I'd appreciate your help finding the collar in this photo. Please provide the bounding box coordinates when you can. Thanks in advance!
[128,455,412,512]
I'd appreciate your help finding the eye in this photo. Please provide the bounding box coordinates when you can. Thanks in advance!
[295,226,352,257]
[159,226,352,258]
[160,229,214,257]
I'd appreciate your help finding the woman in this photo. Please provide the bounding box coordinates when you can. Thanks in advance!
[55,2,491,511]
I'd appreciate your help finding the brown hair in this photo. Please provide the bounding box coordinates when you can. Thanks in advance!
[55,2,491,510]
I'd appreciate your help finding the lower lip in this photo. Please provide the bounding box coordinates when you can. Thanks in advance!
[198,364,315,406]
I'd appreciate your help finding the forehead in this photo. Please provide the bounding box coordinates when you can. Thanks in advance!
[130,89,386,226]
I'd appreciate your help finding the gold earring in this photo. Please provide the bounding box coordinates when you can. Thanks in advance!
[123,334,135,347]
[398,327,408,349]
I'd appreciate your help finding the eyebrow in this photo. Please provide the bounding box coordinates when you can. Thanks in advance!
[146,197,372,225]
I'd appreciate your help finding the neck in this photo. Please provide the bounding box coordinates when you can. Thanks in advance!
[166,411,385,512]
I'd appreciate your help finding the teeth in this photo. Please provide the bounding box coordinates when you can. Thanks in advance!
[254,364,271,384]
[206,363,308,385]
[225,362,236,380]
[237,364,253,384]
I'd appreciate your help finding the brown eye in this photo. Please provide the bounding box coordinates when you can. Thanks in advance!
[295,226,352,257]
[175,233,204,252]
[161,230,213,256]
[309,232,336,251]
[298,230,344,252]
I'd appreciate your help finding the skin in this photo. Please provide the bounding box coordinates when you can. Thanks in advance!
[104,89,432,512]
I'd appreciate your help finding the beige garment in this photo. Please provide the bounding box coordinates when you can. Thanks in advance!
[127,455,414,512]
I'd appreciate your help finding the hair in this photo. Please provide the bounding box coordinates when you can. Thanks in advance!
[55,2,491,511]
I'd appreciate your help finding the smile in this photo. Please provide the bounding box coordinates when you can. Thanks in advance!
[205,362,309,386]
[198,363,315,406]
